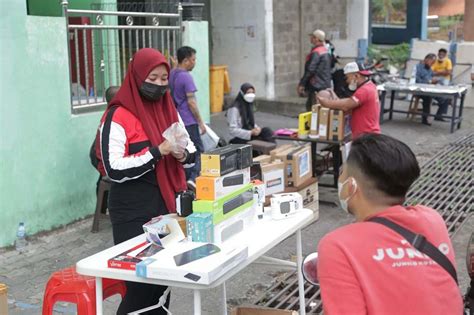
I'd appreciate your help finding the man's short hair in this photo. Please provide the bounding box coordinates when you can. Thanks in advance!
[438,48,448,54]
[347,134,420,198]
[177,46,196,63]
[425,53,436,60]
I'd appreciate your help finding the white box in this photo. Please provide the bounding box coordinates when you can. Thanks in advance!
[261,162,285,196]
[136,242,248,285]
[213,205,256,244]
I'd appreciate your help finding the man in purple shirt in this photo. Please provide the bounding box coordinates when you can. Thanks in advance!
[169,46,206,186]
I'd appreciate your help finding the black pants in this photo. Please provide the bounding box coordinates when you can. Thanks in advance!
[229,127,275,145]
[113,220,170,315]
[420,96,432,122]
[305,90,317,112]
[185,124,204,182]
[434,97,449,118]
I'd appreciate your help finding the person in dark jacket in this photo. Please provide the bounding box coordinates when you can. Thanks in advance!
[225,83,274,144]
[297,29,332,111]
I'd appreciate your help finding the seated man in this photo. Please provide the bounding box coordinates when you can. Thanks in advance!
[317,133,463,315]
[432,48,452,86]
[415,54,447,125]
[225,83,274,144]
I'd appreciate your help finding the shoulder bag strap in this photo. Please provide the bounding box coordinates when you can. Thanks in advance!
[368,216,458,284]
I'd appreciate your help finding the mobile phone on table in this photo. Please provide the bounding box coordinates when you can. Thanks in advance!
[173,244,221,266]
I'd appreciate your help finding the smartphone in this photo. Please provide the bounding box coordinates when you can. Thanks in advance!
[173,244,221,267]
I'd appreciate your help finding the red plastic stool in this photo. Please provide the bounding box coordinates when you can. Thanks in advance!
[42,266,126,315]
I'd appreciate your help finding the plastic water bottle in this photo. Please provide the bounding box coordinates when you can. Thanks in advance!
[15,222,27,253]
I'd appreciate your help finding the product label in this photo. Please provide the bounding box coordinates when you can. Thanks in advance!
[299,151,310,177]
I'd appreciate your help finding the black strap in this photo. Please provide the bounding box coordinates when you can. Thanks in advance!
[368,216,458,285]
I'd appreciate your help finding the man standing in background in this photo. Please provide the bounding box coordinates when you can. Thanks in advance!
[297,29,332,112]
[170,46,206,188]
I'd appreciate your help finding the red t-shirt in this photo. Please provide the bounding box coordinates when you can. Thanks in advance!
[350,81,381,138]
[318,205,463,315]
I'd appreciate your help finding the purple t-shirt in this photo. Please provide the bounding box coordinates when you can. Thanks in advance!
[169,68,198,126]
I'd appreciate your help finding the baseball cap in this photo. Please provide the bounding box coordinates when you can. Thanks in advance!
[309,29,325,41]
[343,62,372,76]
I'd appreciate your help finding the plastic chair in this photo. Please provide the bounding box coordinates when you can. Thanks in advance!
[91,177,111,233]
[42,266,126,315]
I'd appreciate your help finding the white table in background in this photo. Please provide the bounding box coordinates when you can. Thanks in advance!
[76,209,316,315]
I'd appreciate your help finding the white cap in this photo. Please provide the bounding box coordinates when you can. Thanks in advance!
[310,29,325,41]
[343,62,372,76]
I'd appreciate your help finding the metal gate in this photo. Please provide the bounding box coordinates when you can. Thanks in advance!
[62,0,182,114]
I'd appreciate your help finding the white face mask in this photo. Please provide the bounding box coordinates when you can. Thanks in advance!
[338,178,357,213]
[243,93,256,103]
[348,79,358,91]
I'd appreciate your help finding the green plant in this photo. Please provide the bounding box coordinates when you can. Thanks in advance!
[367,43,410,69]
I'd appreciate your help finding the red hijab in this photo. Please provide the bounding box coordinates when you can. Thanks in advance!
[109,48,186,212]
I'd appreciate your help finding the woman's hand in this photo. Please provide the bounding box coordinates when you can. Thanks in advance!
[171,150,187,162]
[158,140,173,156]
[251,127,261,136]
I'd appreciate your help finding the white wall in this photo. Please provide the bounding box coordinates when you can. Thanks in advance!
[333,0,369,58]
[210,0,269,97]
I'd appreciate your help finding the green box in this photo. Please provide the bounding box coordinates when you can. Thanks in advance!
[193,184,255,224]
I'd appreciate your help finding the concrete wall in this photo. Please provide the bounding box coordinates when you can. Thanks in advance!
[272,0,348,98]
[210,0,267,98]
[0,0,104,246]
[182,21,211,124]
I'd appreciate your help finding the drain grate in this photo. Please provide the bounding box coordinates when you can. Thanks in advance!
[254,133,473,313]
[406,133,474,236]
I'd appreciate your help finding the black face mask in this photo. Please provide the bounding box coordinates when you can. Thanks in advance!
[139,82,168,101]
[424,64,431,70]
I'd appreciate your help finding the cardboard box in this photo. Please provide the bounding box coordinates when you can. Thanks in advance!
[270,144,293,161]
[136,242,248,285]
[275,145,312,187]
[186,212,214,243]
[165,214,187,236]
[196,168,251,200]
[298,111,312,139]
[0,284,7,315]
[329,110,351,141]
[201,144,252,177]
[309,105,320,138]
[193,184,255,224]
[284,177,319,213]
[318,108,330,140]
[261,161,285,196]
[232,306,297,315]
[253,154,272,164]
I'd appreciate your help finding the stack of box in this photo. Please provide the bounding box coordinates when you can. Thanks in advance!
[186,144,256,244]
[309,105,351,141]
[255,144,318,215]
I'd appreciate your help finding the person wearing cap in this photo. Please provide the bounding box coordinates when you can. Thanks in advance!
[317,62,381,139]
[298,29,332,112]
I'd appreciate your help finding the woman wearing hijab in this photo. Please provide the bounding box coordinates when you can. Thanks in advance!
[99,48,195,314]
[226,83,275,144]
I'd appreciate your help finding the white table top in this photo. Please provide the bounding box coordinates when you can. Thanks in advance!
[76,209,315,290]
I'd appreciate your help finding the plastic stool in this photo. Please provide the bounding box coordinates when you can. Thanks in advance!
[42,266,126,315]
[91,177,111,233]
